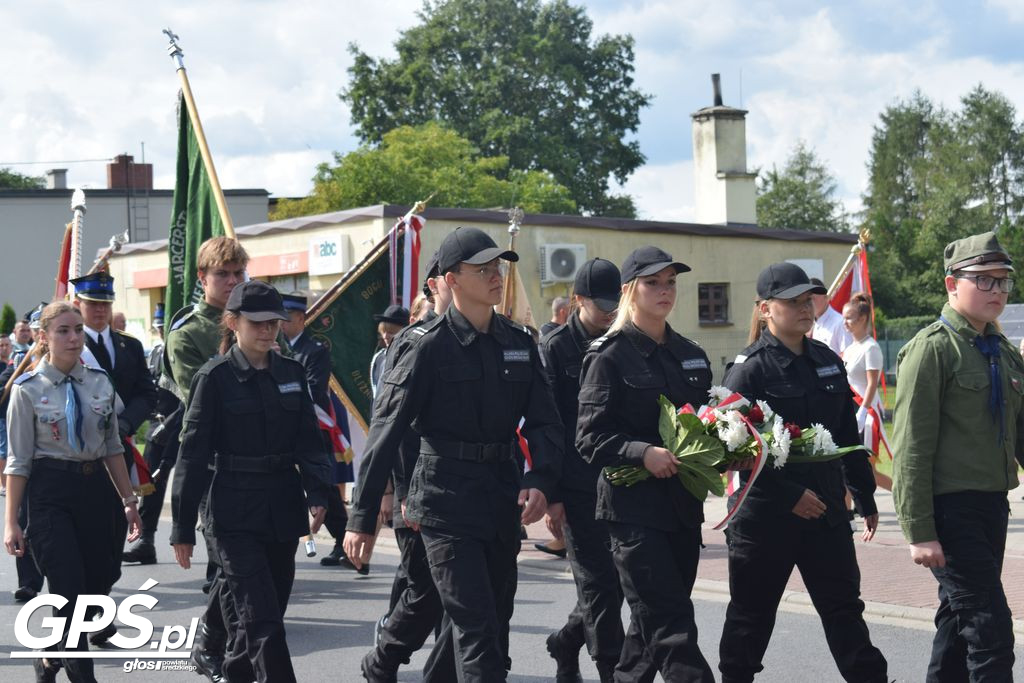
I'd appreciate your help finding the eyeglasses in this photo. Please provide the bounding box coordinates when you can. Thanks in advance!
[462,263,505,281]
[957,274,1015,293]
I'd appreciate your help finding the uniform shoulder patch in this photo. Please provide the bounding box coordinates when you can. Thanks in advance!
[113,329,139,341]
[169,305,198,332]
[732,354,748,364]
[588,335,610,351]
[13,370,38,385]
[411,326,428,337]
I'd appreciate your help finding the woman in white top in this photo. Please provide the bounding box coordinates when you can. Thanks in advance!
[842,293,892,491]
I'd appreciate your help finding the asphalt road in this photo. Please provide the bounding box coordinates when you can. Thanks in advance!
[2,516,1023,681]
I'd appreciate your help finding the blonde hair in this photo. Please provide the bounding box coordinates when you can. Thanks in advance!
[197,237,249,273]
[607,280,638,334]
[40,301,81,331]
[409,293,429,321]
[747,301,767,345]
[219,310,240,355]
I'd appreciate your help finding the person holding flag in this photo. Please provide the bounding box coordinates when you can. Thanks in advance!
[841,293,892,491]
[345,226,562,682]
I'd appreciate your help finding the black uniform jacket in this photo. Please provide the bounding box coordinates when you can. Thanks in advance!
[289,331,332,414]
[540,311,601,500]
[375,309,438,529]
[170,345,332,546]
[723,330,877,527]
[347,305,564,538]
[86,330,157,437]
[576,321,713,532]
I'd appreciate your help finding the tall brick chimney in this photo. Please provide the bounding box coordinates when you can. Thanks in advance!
[107,154,153,191]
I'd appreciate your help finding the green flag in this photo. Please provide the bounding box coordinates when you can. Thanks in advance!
[306,231,408,431]
[165,92,225,317]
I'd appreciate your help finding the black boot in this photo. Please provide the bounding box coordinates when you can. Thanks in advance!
[61,655,97,683]
[122,536,157,565]
[32,656,60,683]
[546,632,583,683]
[361,650,398,683]
[191,620,226,683]
[596,660,617,683]
[320,540,346,566]
[88,622,117,646]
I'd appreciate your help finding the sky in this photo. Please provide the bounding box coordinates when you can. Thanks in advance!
[4,0,1024,224]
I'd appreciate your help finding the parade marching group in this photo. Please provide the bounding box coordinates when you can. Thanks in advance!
[2,224,1022,683]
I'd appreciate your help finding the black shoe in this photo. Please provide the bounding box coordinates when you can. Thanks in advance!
[534,542,567,559]
[373,614,388,647]
[320,541,346,566]
[14,586,38,602]
[361,651,397,683]
[192,649,225,682]
[546,632,582,683]
[340,556,370,576]
[89,622,117,646]
[122,540,157,565]
[596,660,616,683]
[32,656,60,683]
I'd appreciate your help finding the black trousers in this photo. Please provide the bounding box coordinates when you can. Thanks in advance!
[719,516,887,683]
[607,522,714,682]
[214,534,299,683]
[137,430,175,540]
[27,462,114,682]
[561,490,655,679]
[420,524,519,682]
[374,526,448,672]
[927,491,1014,682]
[16,491,43,592]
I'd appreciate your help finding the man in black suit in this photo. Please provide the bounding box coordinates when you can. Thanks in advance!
[70,272,157,644]
[279,291,349,564]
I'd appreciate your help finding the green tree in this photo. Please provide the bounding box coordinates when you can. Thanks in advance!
[0,168,43,189]
[864,87,1024,317]
[756,142,850,233]
[342,0,649,217]
[272,122,576,219]
[0,303,15,336]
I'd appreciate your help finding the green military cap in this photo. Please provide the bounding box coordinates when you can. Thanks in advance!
[943,231,1014,274]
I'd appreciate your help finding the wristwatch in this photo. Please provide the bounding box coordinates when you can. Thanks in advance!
[122,494,139,507]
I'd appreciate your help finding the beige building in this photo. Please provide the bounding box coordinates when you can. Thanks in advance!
[107,204,856,375]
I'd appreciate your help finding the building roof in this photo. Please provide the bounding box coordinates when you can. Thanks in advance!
[0,188,268,199]
[112,203,858,256]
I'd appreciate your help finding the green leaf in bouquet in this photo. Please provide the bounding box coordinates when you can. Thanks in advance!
[676,461,727,501]
[676,432,725,467]
[658,395,682,452]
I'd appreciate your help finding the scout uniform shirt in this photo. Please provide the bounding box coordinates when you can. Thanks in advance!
[5,358,123,477]
[164,301,223,405]
[892,303,1024,543]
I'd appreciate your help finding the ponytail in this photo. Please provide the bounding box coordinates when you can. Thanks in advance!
[747,301,766,345]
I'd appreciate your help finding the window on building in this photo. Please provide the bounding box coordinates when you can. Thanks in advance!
[267,274,309,293]
[698,283,730,325]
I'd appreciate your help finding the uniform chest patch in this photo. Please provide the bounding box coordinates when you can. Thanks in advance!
[816,365,841,378]
[1013,377,1022,392]
[277,382,302,394]
[681,358,709,370]
[503,349,530,363]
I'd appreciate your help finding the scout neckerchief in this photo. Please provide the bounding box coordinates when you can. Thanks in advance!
[64,376,84,451]
[939,315,1004,443]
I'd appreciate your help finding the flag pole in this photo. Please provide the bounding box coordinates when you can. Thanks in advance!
[500,207,524,316]
[68,188,86,298]
[163,28,235,239]
[826,231,868,298]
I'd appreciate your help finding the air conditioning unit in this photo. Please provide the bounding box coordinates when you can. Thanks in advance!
[539,244,587,283]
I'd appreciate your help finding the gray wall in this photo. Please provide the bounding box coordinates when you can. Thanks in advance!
[0,189,267,317]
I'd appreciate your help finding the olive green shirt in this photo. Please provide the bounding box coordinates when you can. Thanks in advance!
[166,301,223,406]
[892,303,1024,543]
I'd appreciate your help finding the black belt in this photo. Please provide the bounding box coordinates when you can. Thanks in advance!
[421,437,514,463]
[214,453,295,473]
[34,457,102,476]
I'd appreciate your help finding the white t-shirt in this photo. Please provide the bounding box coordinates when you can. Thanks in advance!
[843,336,883,400]
[812,306,852,356]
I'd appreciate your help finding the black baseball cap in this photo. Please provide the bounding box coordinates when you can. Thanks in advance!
[226,280,288,321]
[574,258,621,312]
[756,262,826,300]
[373,304,409,326]
[620,246,691,284]
[437,227,518,274]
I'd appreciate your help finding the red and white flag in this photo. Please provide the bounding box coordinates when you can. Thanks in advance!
[388,213,423,310]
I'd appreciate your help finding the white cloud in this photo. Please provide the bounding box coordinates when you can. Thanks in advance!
[621,160,695,222]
